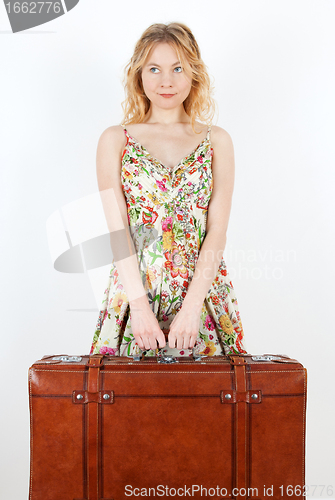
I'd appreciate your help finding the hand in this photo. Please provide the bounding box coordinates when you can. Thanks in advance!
[168,304,202,350]
[130,305,166,351]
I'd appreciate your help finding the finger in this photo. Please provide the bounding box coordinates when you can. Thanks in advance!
[176,335,184,350]
[140,336,150,350]
[182,333,195,350]
[185,334,193,350]
[189,334,197,349]
[158,330,166,348]
[168,332,176,349]
[189,338,195,348]
[135,336,144,350]
[149,336,158,351]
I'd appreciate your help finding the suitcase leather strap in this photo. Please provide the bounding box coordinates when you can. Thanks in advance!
[73,355,113,500]
[229,355,261,500]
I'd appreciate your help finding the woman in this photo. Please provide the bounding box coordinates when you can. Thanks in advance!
[90,22,247,358]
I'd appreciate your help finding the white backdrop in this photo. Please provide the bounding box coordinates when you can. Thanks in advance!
[1,0,334,498]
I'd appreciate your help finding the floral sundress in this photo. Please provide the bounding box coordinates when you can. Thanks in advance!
[90,124,248,357]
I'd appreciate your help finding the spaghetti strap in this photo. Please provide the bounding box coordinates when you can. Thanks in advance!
[120,123,128,135]
[207,125,212,141]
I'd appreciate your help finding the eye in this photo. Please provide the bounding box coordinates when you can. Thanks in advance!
[174,66,182,73]
[150,67,159,73]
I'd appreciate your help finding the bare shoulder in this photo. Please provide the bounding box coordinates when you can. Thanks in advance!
[96,125,127,167]
[96,125,127,184]
[210,125,235,179]
[97,124,127,153]
[211,125,234,153]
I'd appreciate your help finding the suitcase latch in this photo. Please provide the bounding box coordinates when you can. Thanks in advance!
[51,356,82,362]
[252,355,282,361]
[157,354,179,363]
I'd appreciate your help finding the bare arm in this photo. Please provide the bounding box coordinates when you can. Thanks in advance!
[96,126,165,350]
[181,126,235,311]
[96,125,149,307]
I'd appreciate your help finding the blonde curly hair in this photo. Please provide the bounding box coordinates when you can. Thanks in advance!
[120,22,217,135]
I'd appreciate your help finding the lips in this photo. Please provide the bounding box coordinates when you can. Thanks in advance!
[160,94,175,97]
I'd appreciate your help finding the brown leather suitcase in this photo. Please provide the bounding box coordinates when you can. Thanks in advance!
[28,338,307,500]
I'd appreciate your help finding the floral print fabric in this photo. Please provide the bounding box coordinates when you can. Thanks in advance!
[90,124,247,357]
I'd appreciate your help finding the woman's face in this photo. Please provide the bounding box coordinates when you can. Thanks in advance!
[141,42,192,110]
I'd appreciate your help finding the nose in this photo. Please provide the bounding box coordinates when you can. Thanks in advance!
[160,72,174,87]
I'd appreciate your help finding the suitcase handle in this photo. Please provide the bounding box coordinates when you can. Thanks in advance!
[132,329,204,362]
